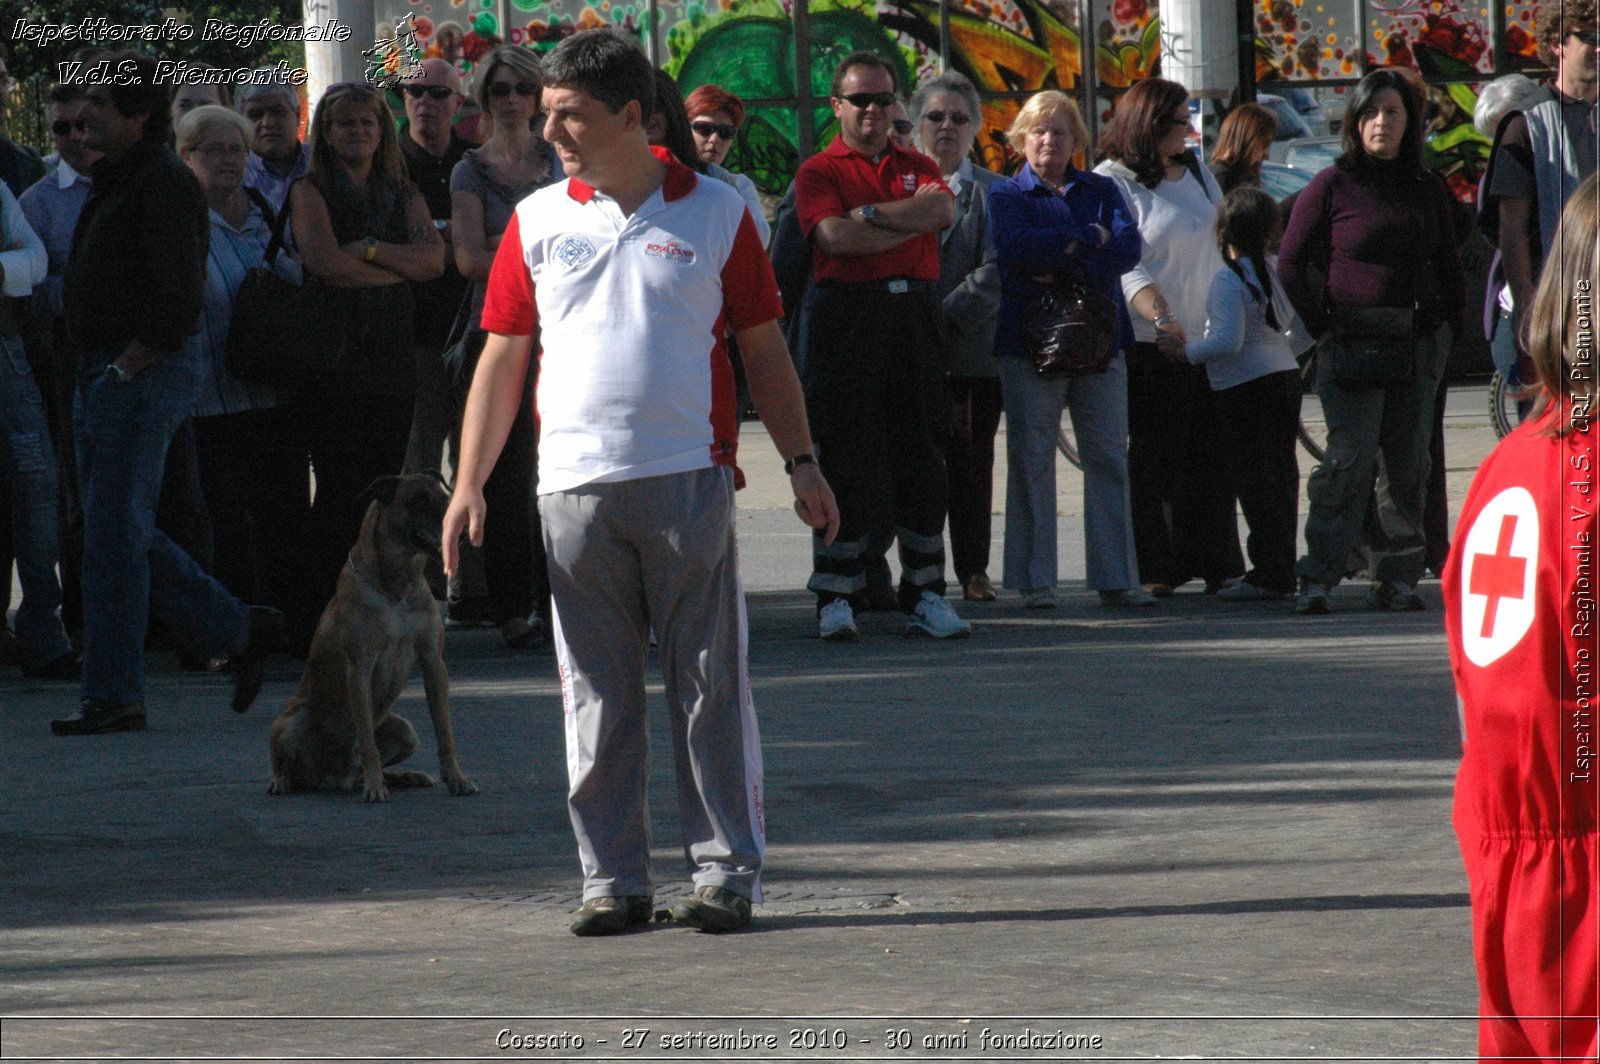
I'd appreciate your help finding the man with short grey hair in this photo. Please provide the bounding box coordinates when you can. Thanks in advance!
[237,78,308,213]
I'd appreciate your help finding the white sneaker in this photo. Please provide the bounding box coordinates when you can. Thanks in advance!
[818,599,857,641]
[906,590,972,639]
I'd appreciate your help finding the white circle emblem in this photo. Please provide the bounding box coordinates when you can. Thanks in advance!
[1459,486,1539,667]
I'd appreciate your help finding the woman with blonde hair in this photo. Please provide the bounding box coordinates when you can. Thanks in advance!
[1446,173,1599,1063]
[988,90,1147,608]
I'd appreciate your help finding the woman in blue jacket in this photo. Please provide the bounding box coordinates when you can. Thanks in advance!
[989,90,1148,608]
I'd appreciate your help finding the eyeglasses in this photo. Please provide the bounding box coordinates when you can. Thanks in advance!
[51,119,89,136]
[691,119,737,140]
[403,84,455,100]
[891,118,913,135]
[840,91,898,110]
[1575,30,1600,44]
[196,142,249,159]
[487,81,538,99]
[1157,109,1191,131]
[922,109,971,126]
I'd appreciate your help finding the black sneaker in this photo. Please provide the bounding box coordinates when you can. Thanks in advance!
[51,698,147,735]
[670,886,752,933]
[1369,580,1424,611]
[569,895,654,937]
[231,606,284,713]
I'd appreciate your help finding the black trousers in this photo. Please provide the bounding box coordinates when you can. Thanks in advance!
[480,381,548,626]
[945,374,1003,584]
[1126,343,1244,587]
[803,283,949,608]
[1213,369,1301,594]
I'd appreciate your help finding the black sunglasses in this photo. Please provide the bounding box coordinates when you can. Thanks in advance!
[487,81,538,99]
[403,84,455,100]
[922,109,971,126]
[51,119,89,135]
[840,91,897,110]
[891,118,913,135]
[1576,29,1600,44]
[691,119,737,139]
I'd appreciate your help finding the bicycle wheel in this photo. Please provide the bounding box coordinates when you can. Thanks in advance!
[1057,408,1082,469]
[1295,347,1326,462]
[1489,371,1519,439]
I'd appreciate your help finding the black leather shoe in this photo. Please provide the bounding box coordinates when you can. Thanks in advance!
[231,606,284,713]
[22,652,82,680]
[51,698,146,735]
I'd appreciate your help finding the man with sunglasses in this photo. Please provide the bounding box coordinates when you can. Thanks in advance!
[1481,0,1598,345]
[792,50,967,643]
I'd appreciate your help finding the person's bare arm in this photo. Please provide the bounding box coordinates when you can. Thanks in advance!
[290,181,406,287]
[1498,196,1538,313]
[441,331,534,575]
[340,187,444,283]
[1129,283,1186,344]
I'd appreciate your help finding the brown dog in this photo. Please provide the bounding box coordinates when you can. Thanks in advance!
[268,473,477,802]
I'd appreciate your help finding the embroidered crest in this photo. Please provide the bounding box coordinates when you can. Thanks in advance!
[643,239,696,265]
[1459,486,1539,667]
[902,174,917,192]
[553,234,598,268]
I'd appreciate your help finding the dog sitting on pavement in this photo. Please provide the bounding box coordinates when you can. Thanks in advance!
[268,473,477,802]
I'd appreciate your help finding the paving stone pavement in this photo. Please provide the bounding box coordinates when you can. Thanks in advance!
[0,388,1507,1062]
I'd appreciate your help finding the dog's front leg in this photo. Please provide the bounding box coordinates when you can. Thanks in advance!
[418,630,477,796]
[346,659,388,802]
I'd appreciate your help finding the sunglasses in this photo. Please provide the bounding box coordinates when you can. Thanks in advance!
[51,119,89,135]
[892,118,913,135]
[1576,30,1600,44]
[922,109,971,126]
[403,84,455,100]
[691,119,737,140]
[840,91,898,110]
[487,81,538,99]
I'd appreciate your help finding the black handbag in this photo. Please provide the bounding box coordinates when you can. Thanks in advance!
[440,289,487,404]
[1322,306,1416,390]
[1020,267,1118,377]
[224,189,349,389]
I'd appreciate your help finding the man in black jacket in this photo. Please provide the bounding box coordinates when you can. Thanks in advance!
[51,51,279,736]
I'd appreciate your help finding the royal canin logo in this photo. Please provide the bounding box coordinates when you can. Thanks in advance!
[643,239,696,264]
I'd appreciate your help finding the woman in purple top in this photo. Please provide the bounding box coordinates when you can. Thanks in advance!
[1278,68,1465,614]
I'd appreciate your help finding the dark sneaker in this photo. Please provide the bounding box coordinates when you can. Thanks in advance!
[569,895,653,937]
[1369,580,1424,611]
[51,698,146,736]
[231,606,284,713]
[1294,579,1332,615]
[670,886,752,933]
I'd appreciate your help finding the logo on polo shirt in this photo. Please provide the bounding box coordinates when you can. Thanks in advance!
[902,174,917,191]
[553,234,598,268]
[643,239,696,265]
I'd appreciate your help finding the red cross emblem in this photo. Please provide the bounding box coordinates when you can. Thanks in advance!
[1468,514,1527,639]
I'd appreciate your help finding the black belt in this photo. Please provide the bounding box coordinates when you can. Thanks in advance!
[815,278,934,294]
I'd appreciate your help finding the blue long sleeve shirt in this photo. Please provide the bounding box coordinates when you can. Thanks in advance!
[988,161,1142,360]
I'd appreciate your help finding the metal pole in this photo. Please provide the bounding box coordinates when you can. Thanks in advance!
[1080,0,1100,151]
[646,0,660,65]
[795,0,816,157]
[939,0,951,73]
[1237,0,1256,101]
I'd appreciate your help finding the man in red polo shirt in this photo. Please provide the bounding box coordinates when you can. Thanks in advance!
[794,51,967,642]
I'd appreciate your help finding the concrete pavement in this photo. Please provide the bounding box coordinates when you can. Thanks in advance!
[0,386,1504,1061]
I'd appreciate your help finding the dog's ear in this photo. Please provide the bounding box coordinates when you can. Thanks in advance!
[354,475,404,514]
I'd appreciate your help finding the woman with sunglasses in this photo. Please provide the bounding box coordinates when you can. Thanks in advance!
[289,81,445,616]
[1278,68,1464,614]
[1094,77,1243,600]
[684,83,770,244]
[449,44,560,649]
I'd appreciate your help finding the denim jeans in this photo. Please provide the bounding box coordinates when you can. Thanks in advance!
[0,334,72,668]
[75,347,247,706]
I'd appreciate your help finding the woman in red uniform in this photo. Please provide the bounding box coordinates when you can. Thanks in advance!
[1447,172,1599,1061]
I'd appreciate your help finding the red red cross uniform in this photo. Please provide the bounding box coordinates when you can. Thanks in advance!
[1445,406,1600,1062]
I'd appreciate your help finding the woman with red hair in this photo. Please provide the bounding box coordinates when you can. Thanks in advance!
[684,82,769,245]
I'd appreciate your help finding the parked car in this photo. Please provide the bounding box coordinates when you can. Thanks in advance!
[1268,134,1342,170]
[1258,92,1314,142]
[1258,160,1314,202]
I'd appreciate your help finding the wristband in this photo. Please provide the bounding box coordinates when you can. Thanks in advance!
[1152,313,1178,328]
[784,453,817,475]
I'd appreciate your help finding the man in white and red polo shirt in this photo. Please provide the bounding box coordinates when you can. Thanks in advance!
[442,29,838,938]
[794,51,968,643]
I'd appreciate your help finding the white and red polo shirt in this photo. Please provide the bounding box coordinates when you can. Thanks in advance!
[480,146,782,495]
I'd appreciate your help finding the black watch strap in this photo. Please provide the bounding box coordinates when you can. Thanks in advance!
[784,453,817,475]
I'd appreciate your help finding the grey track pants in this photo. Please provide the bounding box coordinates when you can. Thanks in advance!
[541,466,765,903]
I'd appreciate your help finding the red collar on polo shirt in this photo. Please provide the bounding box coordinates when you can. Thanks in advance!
[566,145,699,204]
[823,134,911,162]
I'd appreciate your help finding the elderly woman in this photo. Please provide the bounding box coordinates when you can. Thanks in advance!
[175,105,310,643]
[904,72,1004,602]
[1208,102,1276,195]
[1278,68,1464,613]
[290,82,444,614]
[451,45,560,648]
[685,82,769,244]
[1446,173,1599,1063]
[1094,77,1243,598]
[989,90,1147,608]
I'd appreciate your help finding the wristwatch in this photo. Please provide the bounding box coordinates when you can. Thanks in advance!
[784,453,817,475]
[362,237,379,262]
[859,204,880,227]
